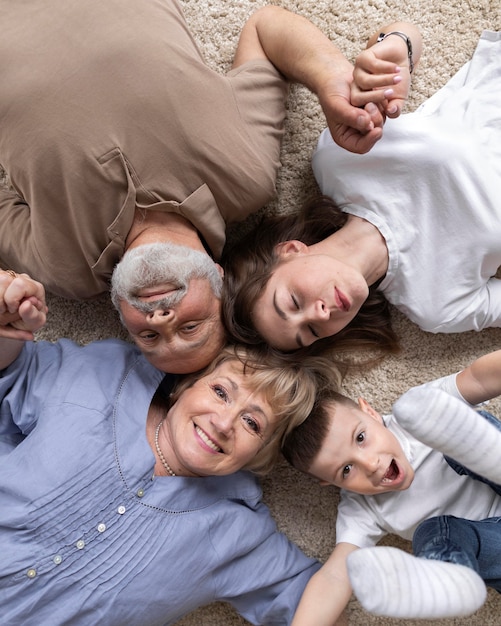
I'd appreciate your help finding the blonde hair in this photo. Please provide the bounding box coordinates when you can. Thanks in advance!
[170,344,343,475]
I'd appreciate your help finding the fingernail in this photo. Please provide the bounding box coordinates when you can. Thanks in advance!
[393,75,402,84]
[384,89,394,98]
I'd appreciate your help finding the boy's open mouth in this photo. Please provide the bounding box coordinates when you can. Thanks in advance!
[382,459,399,483]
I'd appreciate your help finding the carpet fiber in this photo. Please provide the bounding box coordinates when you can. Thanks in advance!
[34,0,501,623]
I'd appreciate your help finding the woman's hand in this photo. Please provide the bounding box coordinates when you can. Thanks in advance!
[0,270,47,341]
[351,42,411,118]
[351,23,422,119]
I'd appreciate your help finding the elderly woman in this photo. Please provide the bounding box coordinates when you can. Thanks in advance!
[222,25,501,362]
[0,270,340,625]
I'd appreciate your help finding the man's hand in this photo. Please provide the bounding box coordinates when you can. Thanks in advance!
[318,75,387,154]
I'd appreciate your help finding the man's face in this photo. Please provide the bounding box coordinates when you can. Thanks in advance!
[111,242,225,373]
[120,277,226,374]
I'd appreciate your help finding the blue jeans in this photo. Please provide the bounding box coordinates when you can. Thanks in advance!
[413,410,501,593]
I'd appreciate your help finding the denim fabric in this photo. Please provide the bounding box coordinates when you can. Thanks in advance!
[413,410,501,593]
[444,410,501,496]
[413,515,501,592]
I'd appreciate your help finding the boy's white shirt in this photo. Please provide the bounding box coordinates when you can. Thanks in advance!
[336,373,501,548]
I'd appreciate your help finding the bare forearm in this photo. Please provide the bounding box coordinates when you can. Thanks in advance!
[292,543,356,626]
[235,6,353,93]
[456,349,501,405]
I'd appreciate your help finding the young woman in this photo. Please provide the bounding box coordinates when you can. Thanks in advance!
[222,25,501,362]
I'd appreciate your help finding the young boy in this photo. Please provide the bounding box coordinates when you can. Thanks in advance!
[284,349,501,625]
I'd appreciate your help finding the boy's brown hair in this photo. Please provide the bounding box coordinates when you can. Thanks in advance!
[282,391,358,474]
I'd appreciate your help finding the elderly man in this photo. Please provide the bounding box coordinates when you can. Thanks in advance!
[0,0,385,373]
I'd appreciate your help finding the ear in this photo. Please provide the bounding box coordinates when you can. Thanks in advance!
[274,240,309,258]
[214,262,224,279]
[357,397,384,424]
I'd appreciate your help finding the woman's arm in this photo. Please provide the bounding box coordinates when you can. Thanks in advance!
[233,6,389,154]
[292,542,358,626]
[351,22,423,117]
[456,349,501,405]
[0,271,47,369]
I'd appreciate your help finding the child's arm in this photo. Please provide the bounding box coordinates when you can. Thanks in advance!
[456,349,501,405]
[292,542,358,626]
[0,270,47,369]
[351,22,423,117]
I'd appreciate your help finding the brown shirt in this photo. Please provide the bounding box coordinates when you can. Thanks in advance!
[0,0,288,298]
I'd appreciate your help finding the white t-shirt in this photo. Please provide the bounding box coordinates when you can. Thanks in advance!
[336,374,501,548]
[313,31,501,334]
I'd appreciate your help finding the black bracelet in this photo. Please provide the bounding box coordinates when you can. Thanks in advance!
[376,31,414,73]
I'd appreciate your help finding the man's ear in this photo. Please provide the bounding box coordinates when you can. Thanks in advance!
[215,262,224,279]
[358,397,384,424]
[274,240,309,258]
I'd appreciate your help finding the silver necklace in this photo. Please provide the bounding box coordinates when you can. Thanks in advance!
[154,419,176,477]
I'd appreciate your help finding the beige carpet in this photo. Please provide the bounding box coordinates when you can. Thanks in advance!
[31,0,501,623]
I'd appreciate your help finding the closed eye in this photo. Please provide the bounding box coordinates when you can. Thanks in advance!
[308,324,319,338]
[291,294,300,310]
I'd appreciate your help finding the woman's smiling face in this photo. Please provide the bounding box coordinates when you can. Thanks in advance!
[162,360,278,476]
[252,243,369,351]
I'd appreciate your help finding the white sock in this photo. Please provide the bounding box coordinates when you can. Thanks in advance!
[347,546,486,619]
[393,386,501,485]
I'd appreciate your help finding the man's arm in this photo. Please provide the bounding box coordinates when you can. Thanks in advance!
[233,6,391,154]
[292,542,358,626]
[0,271,47,369]
[456,349,501,405]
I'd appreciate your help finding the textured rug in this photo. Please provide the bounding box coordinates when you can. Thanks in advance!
[32,0,501,623]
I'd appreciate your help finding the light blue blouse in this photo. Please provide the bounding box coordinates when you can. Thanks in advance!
[0,339,319,625]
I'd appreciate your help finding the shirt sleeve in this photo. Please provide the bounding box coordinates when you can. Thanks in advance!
[0,341,64,453]
[216,500,320,625]
[336,491,387,549]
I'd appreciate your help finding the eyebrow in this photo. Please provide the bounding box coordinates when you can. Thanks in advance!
[272,291,304,348]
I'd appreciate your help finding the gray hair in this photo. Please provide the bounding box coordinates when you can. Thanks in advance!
[111,242,223,315]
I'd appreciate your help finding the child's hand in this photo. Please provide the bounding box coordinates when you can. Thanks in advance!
[351,37,413,118]
[0,270,48,340]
